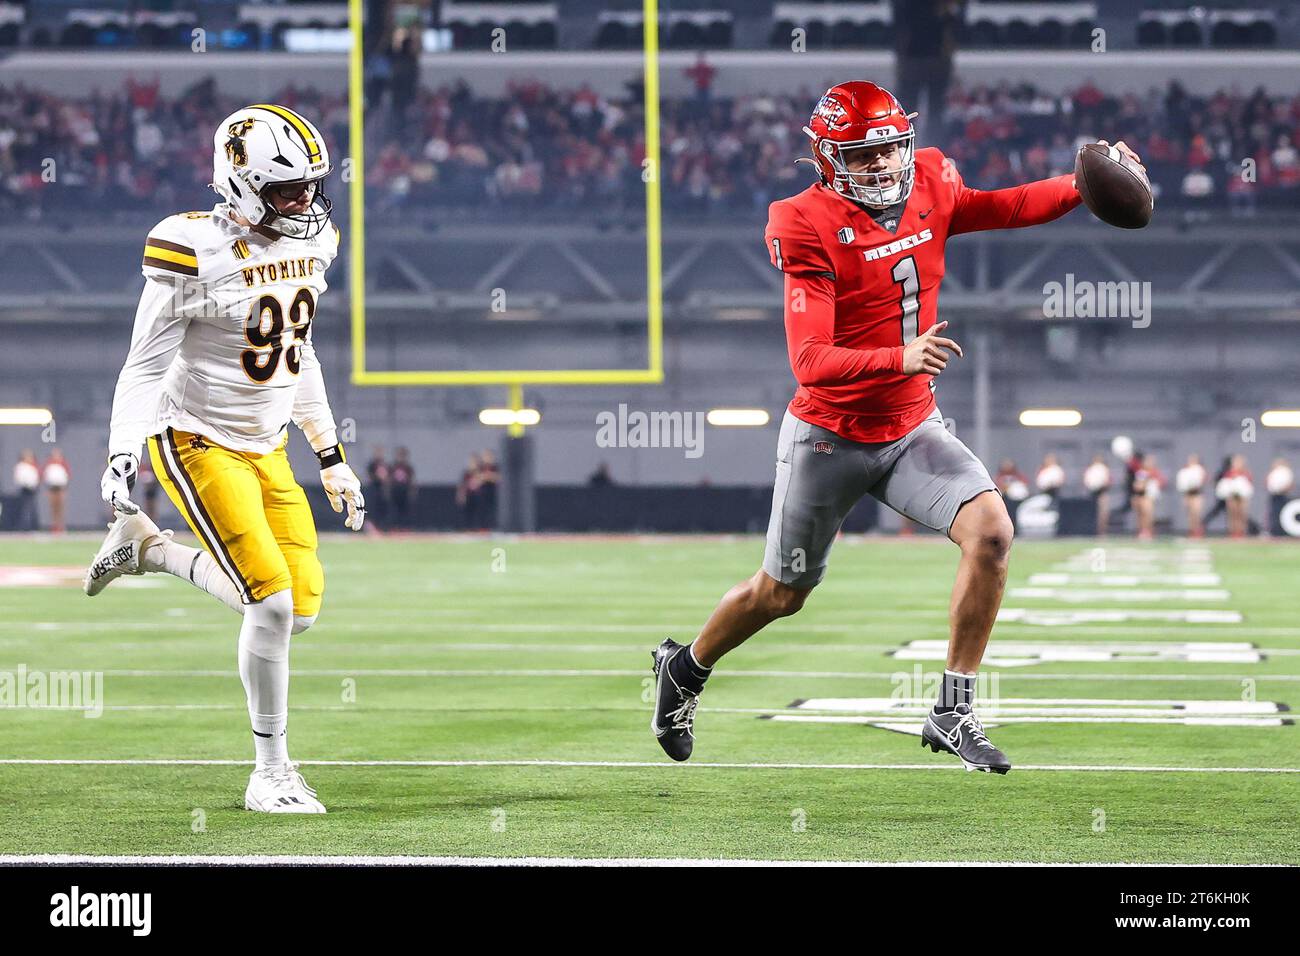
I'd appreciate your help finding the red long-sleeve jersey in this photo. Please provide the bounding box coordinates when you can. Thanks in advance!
[765,147,1082,443]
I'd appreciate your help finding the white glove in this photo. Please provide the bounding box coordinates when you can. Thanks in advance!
[321,462,365,531]
[100,453,140,515]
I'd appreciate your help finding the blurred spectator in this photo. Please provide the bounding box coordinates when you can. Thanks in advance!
[1118,447,1144,517]
[478,450,500,528]
[390,446,415,529]
[1203,455,1233,531]
[1132,452,1165,540]
[1266,457,1295,536]
[1035,453,1065,501]
[455,452,481,528]
[588,462,614,486]
[995,459,1030,503]
[42,448,69,534]
[1217,454,1255,539]
[456,451,499,530]
[1082,453,1111,535]
[684,54,716,106]
[11,450,40,531]
[366,447,391,529]
[1175,453,1207,538]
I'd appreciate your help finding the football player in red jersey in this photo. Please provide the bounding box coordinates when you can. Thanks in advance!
[652,81,1143,773]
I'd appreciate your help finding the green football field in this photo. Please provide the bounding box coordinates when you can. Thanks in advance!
[0,532,1296,864]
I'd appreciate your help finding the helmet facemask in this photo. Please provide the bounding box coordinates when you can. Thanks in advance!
[810,127,916,208]
[258,178,333,240]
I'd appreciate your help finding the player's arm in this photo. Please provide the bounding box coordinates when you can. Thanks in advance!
[102,277,193,513]
[770,204,959,381]
[292,338,365,531]
[949,172,1080,235]
[948,141,1143,235]
[769,203,946,382]
[944,144,1082,236]
[783,272,903,384]
[783,273,960,381]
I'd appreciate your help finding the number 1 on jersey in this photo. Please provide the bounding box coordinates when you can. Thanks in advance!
[891,255,920,345]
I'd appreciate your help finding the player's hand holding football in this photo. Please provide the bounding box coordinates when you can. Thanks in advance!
[99,453,140,515]
[1103,140,1144,170]
[321,461,366,531]
[902,321,963,376]
[1074,139,1146,189]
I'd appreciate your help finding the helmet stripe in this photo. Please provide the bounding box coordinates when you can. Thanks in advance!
[249,103,321,163]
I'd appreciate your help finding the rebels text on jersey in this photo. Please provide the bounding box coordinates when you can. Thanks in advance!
[109,206,341,457]
[765,147,1081,443]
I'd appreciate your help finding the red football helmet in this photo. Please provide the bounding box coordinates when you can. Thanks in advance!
[802,81,917,208]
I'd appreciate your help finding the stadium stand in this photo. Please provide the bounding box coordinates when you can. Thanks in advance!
[3,79,1296,222]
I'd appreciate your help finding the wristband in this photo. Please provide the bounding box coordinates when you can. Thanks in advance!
[315,443,346,469]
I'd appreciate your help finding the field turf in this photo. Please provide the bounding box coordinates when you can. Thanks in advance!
[0,533,1296,864]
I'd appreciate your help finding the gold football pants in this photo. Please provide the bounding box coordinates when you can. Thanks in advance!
[149,427,323,617]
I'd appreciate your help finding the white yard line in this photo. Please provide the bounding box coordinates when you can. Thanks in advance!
[10,668,1296,681]
[771,714,1289,727]
[0,757,1295,773]
[17,667,1298,681]
[1007,588,1231,602]
[10,702,1284,718]
[1028,574,1223,586]
[997,609,1244,624]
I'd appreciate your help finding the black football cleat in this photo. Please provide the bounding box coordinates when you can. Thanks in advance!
[650,638,704,761]
[921,703,1012,774]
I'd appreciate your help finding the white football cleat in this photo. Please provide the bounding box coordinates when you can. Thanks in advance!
[244,763,327,814]
[83,511,171,596]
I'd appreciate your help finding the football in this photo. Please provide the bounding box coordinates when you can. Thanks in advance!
[1075,142,1154,229]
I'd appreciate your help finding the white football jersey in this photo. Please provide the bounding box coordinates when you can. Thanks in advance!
[109,205,340,457]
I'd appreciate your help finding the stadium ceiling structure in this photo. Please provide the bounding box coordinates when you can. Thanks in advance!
[3,219,1298,325]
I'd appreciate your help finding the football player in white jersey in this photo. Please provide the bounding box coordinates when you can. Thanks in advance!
[84,104,364,813]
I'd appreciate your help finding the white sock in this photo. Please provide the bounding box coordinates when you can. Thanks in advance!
[142,537,244,615]
[238,589,294,771]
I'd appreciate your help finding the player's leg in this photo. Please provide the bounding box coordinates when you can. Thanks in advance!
[869,412,1012,773]
[155,429,322,810]
[233,442,328,812]
[946,490,1014,673]
[146,433,252,612]
[85,434,247,613]
[691,568,810,667]
[259,442,325,635]
[85,439,244,613]
[651,412,870,760]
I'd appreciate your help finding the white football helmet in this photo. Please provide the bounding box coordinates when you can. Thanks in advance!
[211,104,332,239]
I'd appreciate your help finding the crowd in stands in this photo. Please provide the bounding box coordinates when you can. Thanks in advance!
[2,76,1298,221]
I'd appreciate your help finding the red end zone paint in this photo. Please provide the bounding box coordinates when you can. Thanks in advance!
[0,566,87,587]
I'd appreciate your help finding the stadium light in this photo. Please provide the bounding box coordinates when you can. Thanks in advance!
[1261,410,1300,428]
[0,408,53,426]
[1019,408,1082,427]
[479,408,541,427]
[706,409,771,427]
